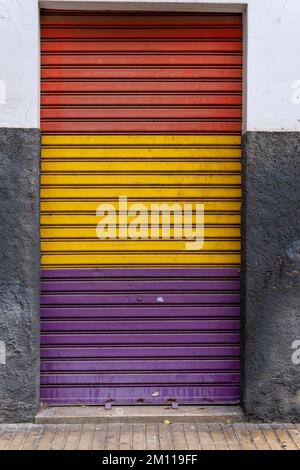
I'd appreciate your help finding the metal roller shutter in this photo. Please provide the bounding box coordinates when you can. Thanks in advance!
[40,10,242,405]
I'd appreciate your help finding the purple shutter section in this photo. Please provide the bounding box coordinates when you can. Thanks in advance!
[41,268,240,405]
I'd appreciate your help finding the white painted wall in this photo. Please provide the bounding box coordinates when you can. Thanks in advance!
[246,0,300,132]
[0,1,40,128]
[0,0,300,131]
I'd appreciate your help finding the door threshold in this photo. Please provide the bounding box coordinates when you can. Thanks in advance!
[36,405,245,425]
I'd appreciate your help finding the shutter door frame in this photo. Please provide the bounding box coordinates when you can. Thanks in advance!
[40,10,242,406]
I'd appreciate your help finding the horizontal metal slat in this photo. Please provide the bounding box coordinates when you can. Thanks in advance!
[41,332,240,345]
[40,213,240,224]
[41,279,240,292]
[41,256,241,268]
[41,188,242,199]
[41,319,240,333]
[41,305,240,319]
[42,68,242,80]
[41,81,242,94]
[42,54,242,67]
[41,358,240,372]
[40,200,241,212]
[40,372,240,385]
[40,385,240,405]
[41,27,243,41]
[41,121,242,134]
[40,227,241,240]
[40,345,240,358]
[41,107,242,120]
[41,241,241,255]
[42,135,241,145]
[41,41,243,53]
[41,174,241,186]
[42,95,242,107]
[41,147,241,159]
[41,267,240,279]
[41,12,242,27]
[41,292,240,305]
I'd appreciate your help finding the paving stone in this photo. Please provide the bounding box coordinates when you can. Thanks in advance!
[105,423,121,450]
[0,422,299,450]
[183,423,201,450]
[132,424,147,450]
[0,425,16,450]
[91,425,107,450]
[197,424,215,450]
[36,424,56,450]
[283,424,300,449]
[259,424,283,450]
[145,424,160,450]
[77,424,95,450]
[233,423,256,450]
[50,425,68,450]
[63,424,81,450]
[272,424,298,450]
[119,424,133,450]
[21,425,43,451]
[158,424,174,450]
[246,424,270,450]
[209,424,228,450]
[221,424,241,450]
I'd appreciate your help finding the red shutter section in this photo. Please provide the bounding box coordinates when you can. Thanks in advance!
[41,11,242,135]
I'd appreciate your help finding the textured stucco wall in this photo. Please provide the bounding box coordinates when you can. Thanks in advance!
[242,132,300,422]
[0,128,40,423]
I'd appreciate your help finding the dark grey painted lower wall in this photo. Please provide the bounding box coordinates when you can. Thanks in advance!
[0,128,40,423]
[0,128,299,422]
[242,132,300,422]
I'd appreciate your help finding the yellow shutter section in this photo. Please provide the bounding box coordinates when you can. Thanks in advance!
[41,135,241,268]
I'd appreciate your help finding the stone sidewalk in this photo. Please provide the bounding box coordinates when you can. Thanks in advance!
[0,423,299,450]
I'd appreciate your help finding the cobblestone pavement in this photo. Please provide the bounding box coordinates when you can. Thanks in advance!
[0,423,299,450]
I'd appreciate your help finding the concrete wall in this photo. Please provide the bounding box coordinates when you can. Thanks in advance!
[0,128,40,423]
[0,0,299,422]
[242,132,300,421]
